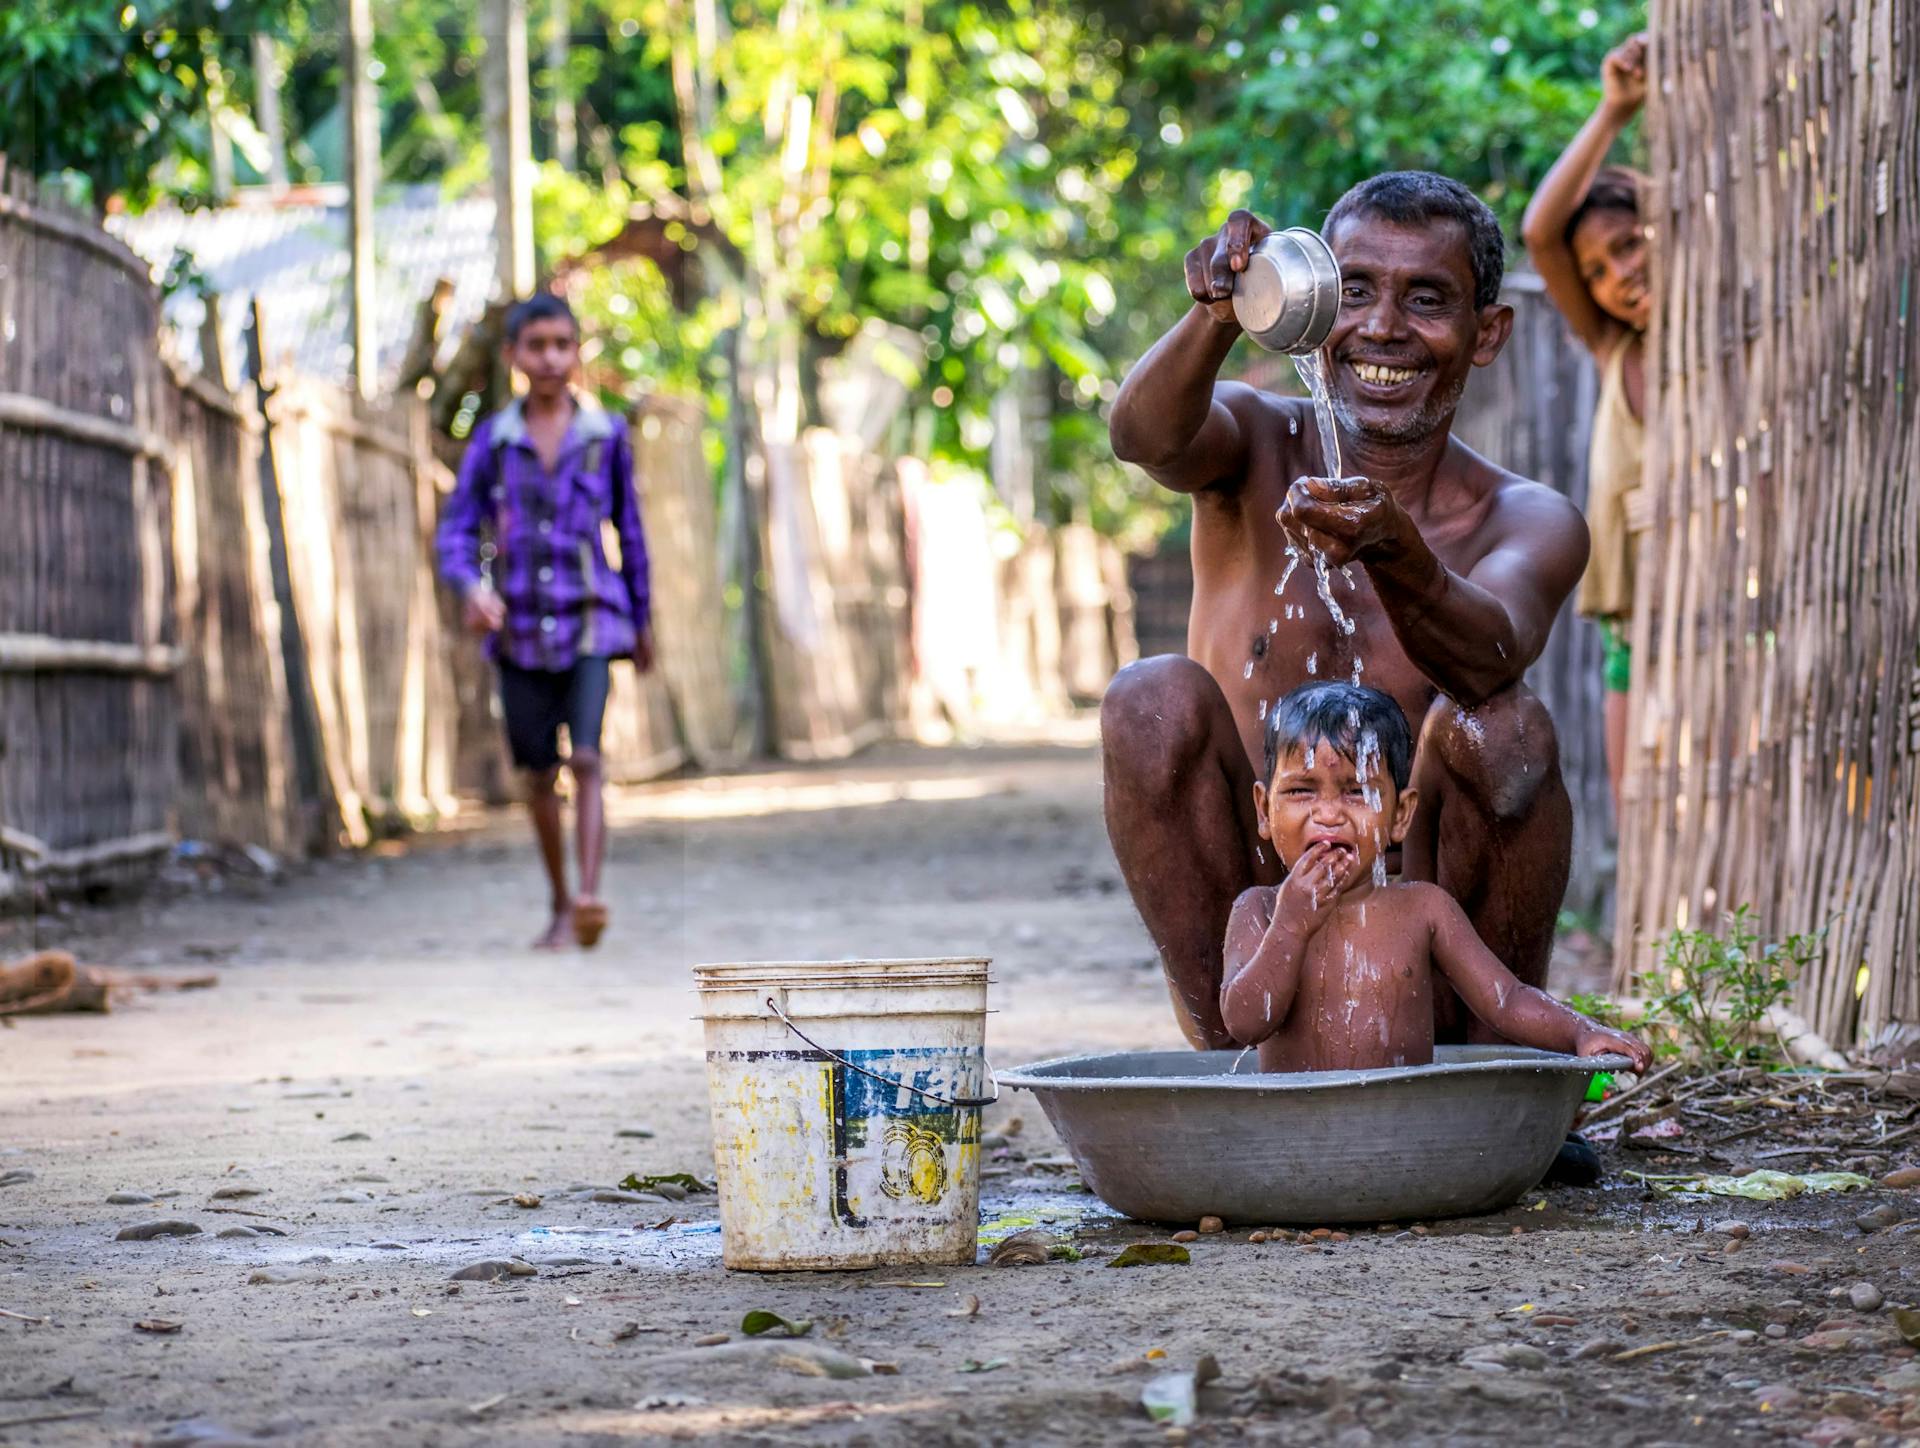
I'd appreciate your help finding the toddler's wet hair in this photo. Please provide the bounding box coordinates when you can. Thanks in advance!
[505,291,578,342]
[1263,682,1414,792]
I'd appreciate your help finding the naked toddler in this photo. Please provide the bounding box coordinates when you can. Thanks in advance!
[1221,682,1651,1074]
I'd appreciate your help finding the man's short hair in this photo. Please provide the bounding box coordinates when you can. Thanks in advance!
[1563,165,1644,247]
[1263,681,1414,792]
[1323,171,1506,310]
[505,292,578,343]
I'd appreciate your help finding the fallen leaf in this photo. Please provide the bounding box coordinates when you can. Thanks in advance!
[617,1172,711,1196]
[988,1229,1055,1267]
[1893,1309,1920,1349]
[1107,1243,1191,1269]
[742,1309,813,1338]
[134,1318,182,1334]
[959,1357,1010,1373]
[946,1294,981,1318]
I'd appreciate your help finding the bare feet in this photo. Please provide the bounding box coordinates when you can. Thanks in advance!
[573,899,609,950]
[533,904,573,951]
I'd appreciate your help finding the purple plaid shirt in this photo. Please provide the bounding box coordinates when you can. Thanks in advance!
[436,396,651,671]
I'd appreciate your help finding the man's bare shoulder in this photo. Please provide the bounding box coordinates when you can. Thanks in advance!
[1199,385,1313,497]
[1452,442,1588,548]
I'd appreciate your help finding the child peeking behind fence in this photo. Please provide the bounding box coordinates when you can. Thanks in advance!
[1220,682,1651,1076]
[435,293,654,952]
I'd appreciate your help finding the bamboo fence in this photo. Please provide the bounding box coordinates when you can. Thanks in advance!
[0,164,178,897]
[1618,0,1920,1043]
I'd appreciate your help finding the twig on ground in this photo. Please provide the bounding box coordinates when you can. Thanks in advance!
[1611,1331,1731,1363]
[0,1408,103,1429]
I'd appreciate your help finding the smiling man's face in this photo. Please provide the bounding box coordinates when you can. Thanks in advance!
[1321,213,1509,446]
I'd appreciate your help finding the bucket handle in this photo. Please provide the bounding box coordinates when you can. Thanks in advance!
[764,996,999,1109]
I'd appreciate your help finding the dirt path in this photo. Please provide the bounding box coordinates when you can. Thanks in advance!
[2,740,1916,1446]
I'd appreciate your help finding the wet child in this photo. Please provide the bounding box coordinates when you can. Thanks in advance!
[1520,30,1652,814]
[436,294,654,951]
[1220,682,1650,1074]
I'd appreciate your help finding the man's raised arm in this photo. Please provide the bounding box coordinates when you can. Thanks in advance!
[1108,210,1272,494]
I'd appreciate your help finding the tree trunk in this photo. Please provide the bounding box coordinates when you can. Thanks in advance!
[483,0,535,300]
[547,0,577,171]
[252,35,289,196]
[342,0,378,398]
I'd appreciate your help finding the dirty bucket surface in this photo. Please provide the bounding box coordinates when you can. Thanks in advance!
[696,958,992,1271]
[1000,1045,1629,1226]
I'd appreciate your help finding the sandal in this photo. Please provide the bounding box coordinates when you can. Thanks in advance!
[572,900,609,950]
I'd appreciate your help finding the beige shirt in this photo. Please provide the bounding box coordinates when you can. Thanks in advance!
[1577,334,1647,620]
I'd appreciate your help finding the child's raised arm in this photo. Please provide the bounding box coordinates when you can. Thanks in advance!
[1219,842,1346,1046]
[1421,884,1652,1071]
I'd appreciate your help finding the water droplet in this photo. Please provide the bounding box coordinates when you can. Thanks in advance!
[1306,651,1318,675]
[1257,698,1268,720]
[1243,660,1255,679]
[1268,618,1278,634]
[1288,417,1299,434]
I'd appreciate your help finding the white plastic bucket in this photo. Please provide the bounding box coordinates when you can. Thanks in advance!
[695,957,993,1271]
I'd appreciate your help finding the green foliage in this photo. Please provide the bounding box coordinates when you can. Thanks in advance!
[1565,992,1625,1032]
[1639,906,1823,1067]
[1174,0,1647,236]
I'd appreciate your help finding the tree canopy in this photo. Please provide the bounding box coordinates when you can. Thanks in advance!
[4,0,1644,537]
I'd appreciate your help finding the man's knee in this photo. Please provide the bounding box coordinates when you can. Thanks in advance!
[527,764,563,798]
[566,746,603,784]
[1420,686,1560,823]
[1100,655,1219,794]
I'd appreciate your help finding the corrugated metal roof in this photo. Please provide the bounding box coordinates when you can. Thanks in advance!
[109,186,497,389]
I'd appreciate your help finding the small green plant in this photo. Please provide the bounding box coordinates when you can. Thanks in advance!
[1566,992,1627,1031]
[1640,906,1823,1066]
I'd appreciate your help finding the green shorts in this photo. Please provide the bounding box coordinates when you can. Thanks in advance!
[1600,618,1632,694]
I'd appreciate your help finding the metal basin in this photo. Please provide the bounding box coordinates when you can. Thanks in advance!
[999,1046,1628,1226]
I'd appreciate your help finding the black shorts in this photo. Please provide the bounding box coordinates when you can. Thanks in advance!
[497,656,611,772]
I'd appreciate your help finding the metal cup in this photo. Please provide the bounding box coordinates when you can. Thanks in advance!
[1232,227,1341,354]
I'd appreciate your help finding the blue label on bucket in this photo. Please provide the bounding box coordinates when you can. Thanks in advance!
[829,1048,983,1228]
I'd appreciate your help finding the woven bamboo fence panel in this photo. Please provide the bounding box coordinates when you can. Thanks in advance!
[265,380,458,844]
[0,164,177,896]
[170,368,304,855]
[1617,0,1920,1042]
[760,430,913,759]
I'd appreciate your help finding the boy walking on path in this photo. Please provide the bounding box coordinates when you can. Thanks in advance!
[436,294,655,951]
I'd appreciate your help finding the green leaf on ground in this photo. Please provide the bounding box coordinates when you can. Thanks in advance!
[618,1172,711,1195]
[1629,1169,1872,1200]
[1107,1243,1191,1268]
[959,1357,1010,1373]
[741,1309,812,1338]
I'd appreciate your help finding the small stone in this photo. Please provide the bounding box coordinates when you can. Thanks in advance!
[116,1220,203,1241]
[1723,1238,1745,1255]
[1765,1324,1789,1339]
[1798,1328,1858,1350]
[590,1190,654,1205]
[1170,1230,1199,1244]
[1461,1343,1549,1372]
[1572,1339,1622,1360]
[1248,1231,1268,1244]
[512,1193,542,1209]
[328,1191,374,1204]
[1856,1204,1902,1233]
[1725,1329,1759,1345]
[210,1185,263,1200]
[451,1260,520,1282]
[1197,1216,1224,1235]
[1880,1166,1920,1189]
[1714,1220,1751,1239]
[694,1332,730,1347]
[216,1226,260,1239]
[1849,1282,1885,1313]
[247,1268,320,1285]
[0,1169,37,1187]
[347,1173,389,1183]
[614,1127,655,1139]
[1752,1383,1802,1410]
[1310,1228,1333,1240]
[333,1131,372,1143]
[106,1192,155,1205]
[1768,1260,1812,1275]
[1329,1231,1350,1242]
